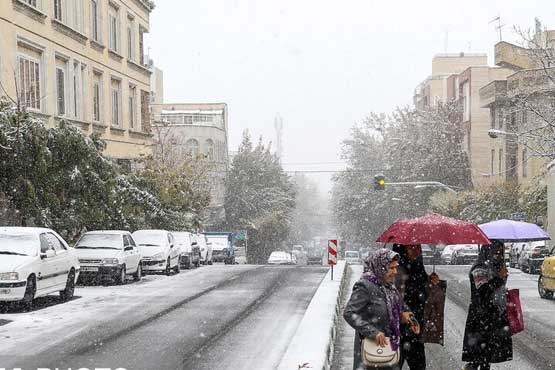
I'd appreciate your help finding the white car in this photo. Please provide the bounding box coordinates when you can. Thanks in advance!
[344,250,361,264]
[267,251,294,265]
[440,245,459,265]
[75,231,142,284]
[194,233,213,265]
[172,231,201,268]
[0,227,80,307]
[132,230,180,275]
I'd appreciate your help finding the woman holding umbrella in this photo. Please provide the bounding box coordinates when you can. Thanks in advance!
[461,240,512,370]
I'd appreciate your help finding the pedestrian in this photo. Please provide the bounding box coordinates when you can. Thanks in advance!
[392,244,431,370]
[461,240,512,370]
[343,248,413,370]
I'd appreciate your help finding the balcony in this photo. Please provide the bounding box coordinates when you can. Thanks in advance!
[494,41,534,70]
[480,80,508,107]
[506,68,555,97]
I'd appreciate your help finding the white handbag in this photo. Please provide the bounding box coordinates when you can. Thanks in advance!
[361,337,400,368]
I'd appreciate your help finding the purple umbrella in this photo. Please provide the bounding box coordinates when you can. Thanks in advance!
[479,219,550,242]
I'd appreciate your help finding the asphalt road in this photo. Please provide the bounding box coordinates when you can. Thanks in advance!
[0,264,328,370]
[333,264,555,370]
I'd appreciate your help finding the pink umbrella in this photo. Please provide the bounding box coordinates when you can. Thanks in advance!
[376,214,491,245]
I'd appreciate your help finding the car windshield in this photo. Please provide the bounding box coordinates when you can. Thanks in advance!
[0,234,38,256]
[345,252,359,258]
[76,234,122,249]
[133,233,166,247]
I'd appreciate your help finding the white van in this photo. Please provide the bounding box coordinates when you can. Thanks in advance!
[172,231,201,268]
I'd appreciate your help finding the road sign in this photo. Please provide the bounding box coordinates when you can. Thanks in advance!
[328,239,338,265]
[511,212,526,221]
[234,230,248,241]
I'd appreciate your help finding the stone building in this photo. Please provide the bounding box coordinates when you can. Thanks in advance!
[0,0,155,164]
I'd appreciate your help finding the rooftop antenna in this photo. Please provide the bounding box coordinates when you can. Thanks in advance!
[489,14,505,42]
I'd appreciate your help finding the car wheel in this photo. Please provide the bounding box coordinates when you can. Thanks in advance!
[538,276,554,299]
[165,258,172,276]
[116,265,127,285]
[208,260,213,265]
[59,270,76,301]
[21,275,36,310]
[174,259,181,273]
[133,264,142,282]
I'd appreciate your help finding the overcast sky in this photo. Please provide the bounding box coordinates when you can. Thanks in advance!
[147,1,555,192]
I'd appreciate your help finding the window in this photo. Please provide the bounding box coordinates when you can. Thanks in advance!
[139,27,145,65]
[129,85,136,129]
[491,149,495,176]
[92,72,102,122]
[186,139,200,156]
[24,0,37,7]
[109,8,119,52]
[204,139,214,160]
[127,18,135,61]
[141,90,150,130]
[522,148,528,178]
[184,115,193,124]
[54,0,62,21]
[91,0,100,42]
[56,67,65,115]
[498,110,504,130]
[72,62,86,120]
[499,148,504,175]
[17,55,41,110]
[490,107,496,129]
[111,79,122,126]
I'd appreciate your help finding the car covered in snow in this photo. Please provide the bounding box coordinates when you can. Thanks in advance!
[193,233,213,265]
[440,245,459,265]
[0,227,80,307]
[132,230,181,275]
[172,231,201,268]
[344,250,361,264]
[75,231,142,284]
[451,244,479,265]
[519,241,549,274]
[267,251,294,265]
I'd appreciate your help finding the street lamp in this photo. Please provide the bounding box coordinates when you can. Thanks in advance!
[488,128,518,139]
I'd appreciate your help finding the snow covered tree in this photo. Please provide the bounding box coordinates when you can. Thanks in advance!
[224,131,295,263]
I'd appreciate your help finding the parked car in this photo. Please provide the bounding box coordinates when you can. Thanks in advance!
[194,233,213,265]
[441,245,460,265]
[358,248,371,259]
[451,244,479,265]
[204,232,235,264]
[306,245,323,265]
[75,231,142,284]
[509,242,528,268]
[172,231,201,268]
[0,227,80,307]
[538,245,555,299]
[132,230,180,275]
[519,241,549,274]
[267,251,294,265]
[344,250,361,264]
[421,244,434,265]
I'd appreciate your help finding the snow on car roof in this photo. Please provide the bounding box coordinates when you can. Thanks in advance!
[0,226,53,235]
[83,230,130,235]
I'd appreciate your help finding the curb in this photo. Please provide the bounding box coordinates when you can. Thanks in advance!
[277,261,349,370]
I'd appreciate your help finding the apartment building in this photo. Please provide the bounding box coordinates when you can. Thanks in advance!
[479,30,552,186]
[151,103,229,224]
[0,0,155,163]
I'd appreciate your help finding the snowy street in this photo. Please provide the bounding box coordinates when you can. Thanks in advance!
[0,265,328,370]
[333,264,555,370]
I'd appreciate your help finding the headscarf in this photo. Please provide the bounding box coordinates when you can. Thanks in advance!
[362,248,402,351]
[477,240,505,270]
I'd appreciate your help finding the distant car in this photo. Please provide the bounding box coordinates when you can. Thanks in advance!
[172,231,201,268]
[358,248,371,259]
[291,245,305,256]
[204,233,235,264]
[194,233,213,265]
[267,251,294,265]
[451,245,479,265]
[306,246,323,265]
[0,227,80,307]
[421,245,434,265]
[234,247,247,264]
[538,245,555,299]
[75,231,142,284]
[132,230,180,275]
[509,243,528,268]
[441,245,460,265]
[519,241,549,274]
[344,250,361,264]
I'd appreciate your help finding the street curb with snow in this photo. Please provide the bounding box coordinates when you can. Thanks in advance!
[277,261,348,370]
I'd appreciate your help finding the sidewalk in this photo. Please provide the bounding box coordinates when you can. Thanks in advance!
[331,264,361,370]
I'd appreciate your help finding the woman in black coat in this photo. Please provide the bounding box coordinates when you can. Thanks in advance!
[462,241,512,370]
[344,248,408,370]
[392,244,428,370]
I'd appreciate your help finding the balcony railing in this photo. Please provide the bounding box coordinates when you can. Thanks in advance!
[480,80,508,107]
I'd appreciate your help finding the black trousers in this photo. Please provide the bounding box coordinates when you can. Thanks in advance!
[399,337,426,370]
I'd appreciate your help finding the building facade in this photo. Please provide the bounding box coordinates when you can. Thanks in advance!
[0,0,155,163]
[151,103,229,224]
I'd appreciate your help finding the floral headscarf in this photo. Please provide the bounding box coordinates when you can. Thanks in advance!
[362,248,402,351]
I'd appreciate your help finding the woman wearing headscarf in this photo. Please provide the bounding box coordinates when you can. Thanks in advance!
[343,248,412,370]
[392,244,429,370]
[462,240,513,370]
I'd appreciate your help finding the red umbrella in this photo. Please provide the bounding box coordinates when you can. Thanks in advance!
[376,214,491,245]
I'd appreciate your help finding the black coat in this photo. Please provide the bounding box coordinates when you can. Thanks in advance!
[462,262,513,363]
[344,278,398,370]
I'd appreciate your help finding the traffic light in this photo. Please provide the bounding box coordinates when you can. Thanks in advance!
[374,174,385,191]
